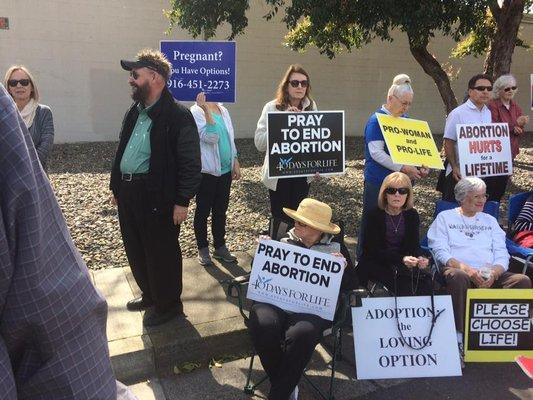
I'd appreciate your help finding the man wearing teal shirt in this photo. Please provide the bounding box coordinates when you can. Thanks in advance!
[119,103,153,174]
[110,49,201,327]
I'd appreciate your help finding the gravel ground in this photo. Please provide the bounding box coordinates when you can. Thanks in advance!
[48,136,532,270]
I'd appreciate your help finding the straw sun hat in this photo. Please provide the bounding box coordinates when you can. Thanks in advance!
[283,198,340,235]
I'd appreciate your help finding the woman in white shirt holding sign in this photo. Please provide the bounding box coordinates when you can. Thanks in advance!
[255,65,317,230]
[247,198,358,400]
[427,177,530,359]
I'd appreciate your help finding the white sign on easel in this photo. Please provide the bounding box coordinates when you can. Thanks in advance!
[456,123,513,178]
[247,239,344,321]
[352,296,462,379]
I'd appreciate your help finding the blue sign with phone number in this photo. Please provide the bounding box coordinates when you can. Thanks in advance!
[160,41,236,103]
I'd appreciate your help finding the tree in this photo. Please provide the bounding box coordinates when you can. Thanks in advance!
[166,0,530,114]
[453,0,531,78]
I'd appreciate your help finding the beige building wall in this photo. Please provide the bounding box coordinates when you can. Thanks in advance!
[1,1,532,142]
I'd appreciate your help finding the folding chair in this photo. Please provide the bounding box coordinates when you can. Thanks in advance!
[226,219,365,400]
[506,192,533,275]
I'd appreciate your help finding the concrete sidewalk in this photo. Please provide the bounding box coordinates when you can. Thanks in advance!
[91,251,255,383]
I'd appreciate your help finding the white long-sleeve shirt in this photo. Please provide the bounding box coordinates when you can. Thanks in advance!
[427,208,509,270]
[367,105,402,172]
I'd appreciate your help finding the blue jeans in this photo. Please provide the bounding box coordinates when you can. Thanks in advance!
[356,180,381,259]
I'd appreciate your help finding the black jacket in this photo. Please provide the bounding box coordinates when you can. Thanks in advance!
[360,207,422,275]
[110,88,201,209]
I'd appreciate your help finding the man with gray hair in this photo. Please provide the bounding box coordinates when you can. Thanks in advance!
[110,48,201,327]
[428,177,530,361]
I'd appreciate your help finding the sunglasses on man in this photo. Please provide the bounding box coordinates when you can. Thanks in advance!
[8,79,31,87]
[289,79,308,88]
[472,86,492,92]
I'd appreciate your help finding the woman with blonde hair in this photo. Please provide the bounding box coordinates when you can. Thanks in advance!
[357,73,429,257]
[4,65,54,169]
[255,64,317,227]
[358,171,432,295]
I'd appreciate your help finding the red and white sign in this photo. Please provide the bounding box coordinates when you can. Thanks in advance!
[456,123,513,178]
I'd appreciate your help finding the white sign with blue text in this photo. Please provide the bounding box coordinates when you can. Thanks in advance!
[160,41,236,103]
[352,296,462,379]
[247,239,344,321]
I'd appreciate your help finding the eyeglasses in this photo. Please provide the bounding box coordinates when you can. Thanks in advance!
[384,187,409,195]
[130,70,140,80]
[472,194,489,201]
[472,86,492,92]
[289,80,308,88]
[7,79,31,87]
[393,94,412,107]
[504,86,517,92]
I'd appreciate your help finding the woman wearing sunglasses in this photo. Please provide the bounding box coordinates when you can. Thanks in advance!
[357,172,432,296]
[255,64,317,228]
[486,74,529,201]
[4,65,54,170]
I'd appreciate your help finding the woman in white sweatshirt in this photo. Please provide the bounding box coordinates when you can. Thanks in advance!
[427,177,530,362]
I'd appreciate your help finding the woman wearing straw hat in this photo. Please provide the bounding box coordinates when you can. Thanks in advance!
[247,198,358,400]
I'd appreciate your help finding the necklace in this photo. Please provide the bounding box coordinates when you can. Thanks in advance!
[387,211,403,234]
[459,209,477,238]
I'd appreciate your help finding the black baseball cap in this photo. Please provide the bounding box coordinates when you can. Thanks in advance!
[120,59,168,79]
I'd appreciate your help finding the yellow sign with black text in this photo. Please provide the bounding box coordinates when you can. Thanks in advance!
[376,114,444,170]
[464,289,533,362]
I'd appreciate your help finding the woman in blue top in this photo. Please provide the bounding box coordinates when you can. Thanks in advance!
[191,92,241,266]
[357,74,429,258]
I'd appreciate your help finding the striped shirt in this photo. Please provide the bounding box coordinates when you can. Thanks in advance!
[512,194,533,233]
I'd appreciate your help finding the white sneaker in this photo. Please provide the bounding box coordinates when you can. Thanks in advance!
[289,385,299,400]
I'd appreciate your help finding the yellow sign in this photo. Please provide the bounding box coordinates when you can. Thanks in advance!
[464,289,533,362]
[376,114,444,170]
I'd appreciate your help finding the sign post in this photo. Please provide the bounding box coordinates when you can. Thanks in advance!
[464,289,533,362]
[267,111,345,178]
[160,41,236,103]
[352,296,461,379]
[377,114,444,170]
[247,239,344,321]
[456,123,513,178]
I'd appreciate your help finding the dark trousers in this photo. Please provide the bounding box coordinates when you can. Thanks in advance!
[118,179,182,312]
[483,175,509,202]
[358,259,433,296]
[356,180,381,258]
[269,177,309,224]
[193,172,232,249]
[441,173,509,203]
[443,268,531,332]
[248,303,329,400]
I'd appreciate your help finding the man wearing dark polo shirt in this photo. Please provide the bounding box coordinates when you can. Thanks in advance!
[110,49,201,327]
